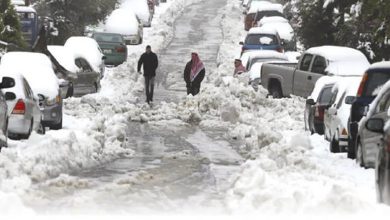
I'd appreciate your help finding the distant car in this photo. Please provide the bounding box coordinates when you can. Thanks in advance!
[0,52,63,130]
[1,73,44,139]
[64,36,106,78]
[258,16,296,51]
[346,62,390,159]
[244,1,273,31]
[324,77,362,153]
[240,27,283,54]
[306,83,335,135]
[91,32,128,66]
[0,77,16,150]
[48,46,101,97]
[105,8,144,45]
[252,3,284,27]
[121,0,152,27]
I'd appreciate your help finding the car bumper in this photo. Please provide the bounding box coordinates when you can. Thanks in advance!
[123,36,140,45]
[41,103,62,125]
[8,115,31,135]
[104,54,127,66]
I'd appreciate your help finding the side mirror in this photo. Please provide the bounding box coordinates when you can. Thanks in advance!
[4,92,16,101]
[345,96,356,105]
[306,98,315,106]
[239,42,244,45]
[366,118,384,133]
[327,107,337,115]
[38,94,45,102]
[0,77,15,89]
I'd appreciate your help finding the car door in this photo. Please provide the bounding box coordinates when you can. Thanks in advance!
[293,53,314,97]
[324,87,339,140]
[307,55,328,95]
[76,58,99,93]
[362,90,390,165]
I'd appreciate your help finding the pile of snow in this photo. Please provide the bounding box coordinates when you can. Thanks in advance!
[64,37,104,73]
[0,52,59,99]
[105,8,139,36]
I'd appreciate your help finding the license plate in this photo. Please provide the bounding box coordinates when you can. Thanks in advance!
[103,49,112,54]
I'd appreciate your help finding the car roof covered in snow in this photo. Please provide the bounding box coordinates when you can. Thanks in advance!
[48,45,81,73]
[248,2,283,14]
[0,52,59,99]
[259,16,288,25]
[248,26,278,35]
[120,0,150,24]
[260,21,293,41]
[105,8,139,36]
[15,6,36,13]
[306,46,367,62]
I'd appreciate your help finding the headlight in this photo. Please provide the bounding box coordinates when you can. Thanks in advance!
[46,95,61,106]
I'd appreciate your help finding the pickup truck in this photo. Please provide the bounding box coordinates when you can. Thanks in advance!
[261,46,370,98]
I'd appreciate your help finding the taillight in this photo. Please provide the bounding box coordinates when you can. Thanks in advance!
[315,106,324,121]
[342,128,348,135]
[357,72,368,97]
[386,135,390,152]
[276,47,284,53]
[116,46,126,53]
[12,99,25,115]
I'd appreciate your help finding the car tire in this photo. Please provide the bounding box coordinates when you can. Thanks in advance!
[347,137,356,159]
[51,119,62,130]
[356,140,366,168]
[330,136,340,153]
[66,84,74,98]
[269,83,282,99]
[377,164,385,203]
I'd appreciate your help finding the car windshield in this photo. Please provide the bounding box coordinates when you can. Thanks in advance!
[93,34,123,43]
[255,11,285,21]
[363,71,390,97]
[245,34,278,45]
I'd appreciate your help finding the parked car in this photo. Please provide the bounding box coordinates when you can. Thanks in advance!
[0,77,16,150]
[354,80,390,168]
[91,32,128,66]
[306,82,335,135]
[244,1,272,31]
[261,46,370,99]
[64,36,106,78]
[122,0,152,27]
[324,77,362,153]
[240,26,283,54]
[252,3,284,27]
[0,73,44,139]
[48,45,101,97]
[105,8,144,45]
[346,62,390,159]
[258,16,296,51]
[364,114,390,205]
[0,52,63,130]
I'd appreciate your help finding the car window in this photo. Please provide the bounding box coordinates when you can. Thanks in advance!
[299,54,313,71]
[255,11,285,21]
[76,58,92,72]
[311,56,327,74]
[363,71,390,97]
[318,86,333,105]
[245,34,278,45]
[329,88,338,106]
[337,91,347,109]
[376,90,390,113]
[23,79,33,99]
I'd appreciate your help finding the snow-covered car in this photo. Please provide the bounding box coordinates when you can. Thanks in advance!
[0,76,16,149]
[0,52,63,130]
[121,0,153,27]
[48,45,101,97]
[244,1,273,31]
[0,73,44,139]
[105,8,144,45]
[252,4,284,27]
[240,26,283,54]
[64,36,106,78]
[323,77,362,153]
[258,16,296,51]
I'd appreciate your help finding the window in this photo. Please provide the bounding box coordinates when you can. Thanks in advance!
[363,71,390,97]
[75,58,92,72]
[311,56,327,74]
[318,86,333,105]
[337,91,347,109]
[376,91,390,113]
[300,54,313,71]
[245,34,278,45]
[23,79,33,99]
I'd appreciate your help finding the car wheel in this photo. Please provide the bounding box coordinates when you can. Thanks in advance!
[330,136,340,153]
[347,136,356,159]
[51,119,62,130]
[377,164,385,203]
[356,140,366,168]
[66,83,74,98]
[269,83,282,99]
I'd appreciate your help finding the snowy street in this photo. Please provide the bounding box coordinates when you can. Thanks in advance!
[1,0,390,217]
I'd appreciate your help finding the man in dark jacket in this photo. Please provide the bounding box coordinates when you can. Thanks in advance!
[184,53,205,96]
[138,45,159,104]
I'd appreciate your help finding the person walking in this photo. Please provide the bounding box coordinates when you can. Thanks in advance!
[184,52,205,96]
[138,45,158,104]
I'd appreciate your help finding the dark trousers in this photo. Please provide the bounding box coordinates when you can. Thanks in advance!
[144,76,155,103]
[186,83,200,96]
